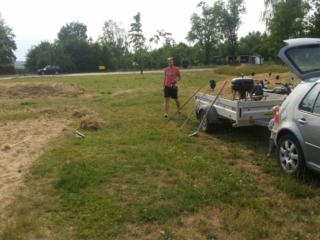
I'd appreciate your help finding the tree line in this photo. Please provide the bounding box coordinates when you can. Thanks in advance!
[0,0,319,74]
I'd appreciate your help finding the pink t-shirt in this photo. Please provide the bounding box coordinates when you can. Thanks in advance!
[164,66,180,87]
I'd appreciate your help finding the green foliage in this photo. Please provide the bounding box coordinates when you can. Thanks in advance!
[221,0,246,57]
[187,1,224,64]
[263,0,311,58]
[238,31,267,55]
[58,21,88,42]
[181,59,189,68]
[128,12,146,54]
[0,11,16,64]
[306,1,320,37]
[0,63,15,74]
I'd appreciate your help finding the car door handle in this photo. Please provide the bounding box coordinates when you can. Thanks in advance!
[298,118,307,125]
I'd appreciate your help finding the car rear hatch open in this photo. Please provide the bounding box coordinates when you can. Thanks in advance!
[278,38,320,82]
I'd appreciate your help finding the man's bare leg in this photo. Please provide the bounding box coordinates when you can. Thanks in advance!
[175,99,180,111]
[164,98,170,115]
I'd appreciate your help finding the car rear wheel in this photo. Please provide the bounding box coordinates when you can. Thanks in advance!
[55,71,59,75]
[199,110,214,133]
[277,134,306,175]
[41,72,45,75]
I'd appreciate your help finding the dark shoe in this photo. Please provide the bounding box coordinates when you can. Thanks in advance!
[163,114,168,118]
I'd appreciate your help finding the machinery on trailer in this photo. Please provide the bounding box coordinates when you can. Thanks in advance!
[194,76,288,132]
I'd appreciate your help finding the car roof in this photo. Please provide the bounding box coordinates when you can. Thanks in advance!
[278,38,320,81]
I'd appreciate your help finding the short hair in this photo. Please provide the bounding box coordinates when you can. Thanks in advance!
[167,57,173,61]
[272,105,280,114]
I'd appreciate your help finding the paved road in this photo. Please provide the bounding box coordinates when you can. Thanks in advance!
[0,68,214,80]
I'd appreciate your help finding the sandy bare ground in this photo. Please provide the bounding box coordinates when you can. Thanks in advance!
[0,82,83,220]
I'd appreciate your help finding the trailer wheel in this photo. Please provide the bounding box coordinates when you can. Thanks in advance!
[200,110,214,133]
[250,85,263,101]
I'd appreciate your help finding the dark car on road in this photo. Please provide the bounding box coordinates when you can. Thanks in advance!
[37,65,62,75]
[273,38,320,175]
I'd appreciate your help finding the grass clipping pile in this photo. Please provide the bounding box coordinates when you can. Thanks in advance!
[0,82,103,221]
[0,82,86,98]
[72,108,106,131]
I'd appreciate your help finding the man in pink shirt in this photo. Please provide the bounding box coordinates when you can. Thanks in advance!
[163,57,181,117]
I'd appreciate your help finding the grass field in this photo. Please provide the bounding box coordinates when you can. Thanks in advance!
[1,66,320,240]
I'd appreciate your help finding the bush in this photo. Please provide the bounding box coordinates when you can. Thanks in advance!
[0,64,15,75]
[181,60,189,69]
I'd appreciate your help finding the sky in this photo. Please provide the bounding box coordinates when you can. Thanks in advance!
[1,0,266,61]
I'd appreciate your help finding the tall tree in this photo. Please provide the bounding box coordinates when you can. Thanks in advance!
[58,21,88,42]
[263,0,310,58]
[186,1,223,64]
[100,20,126,69]
[262,0,311,28]
[220,0,246,62]
[0,12,16,64]
[128,12,146,74]
[57,22,93,72]
[306,1,320,37]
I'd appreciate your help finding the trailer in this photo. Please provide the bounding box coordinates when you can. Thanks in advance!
[194,90,287,132]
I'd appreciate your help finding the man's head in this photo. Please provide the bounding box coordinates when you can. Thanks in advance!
[167,57,174,67]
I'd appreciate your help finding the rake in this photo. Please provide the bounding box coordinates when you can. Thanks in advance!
[189,81,227,137]
[165,86,203,124]
[180,83,212,131]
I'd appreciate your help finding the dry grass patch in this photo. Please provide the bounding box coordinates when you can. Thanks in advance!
[71,108,96,118]
[0,82,84,99]
[79,115,105,131]
[40,108,59,115]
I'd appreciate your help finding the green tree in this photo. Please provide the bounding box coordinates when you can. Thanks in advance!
[100,43,115,71]
[186,1,223,65]
[128,12,146,74]
[100,20,126,69]
[306,1,320,37]
[238,31,267,55]
[25,41,75,72]
[57,22,94,72]
[0,12,16,64]
[58,21,88,41]
[262,0,311,27]
[263,1,310,58]
[220,0,246,62]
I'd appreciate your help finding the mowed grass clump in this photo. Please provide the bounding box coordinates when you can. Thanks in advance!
[1,68,320,239]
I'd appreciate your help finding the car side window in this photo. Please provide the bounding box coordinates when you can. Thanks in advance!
[299,83,320,113]
[313,92,320,115]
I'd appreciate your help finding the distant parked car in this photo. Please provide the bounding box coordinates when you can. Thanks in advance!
[273,38,320,175]
[37,65,62,75]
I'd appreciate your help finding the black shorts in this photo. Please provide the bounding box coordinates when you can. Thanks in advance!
[164,86,178,99]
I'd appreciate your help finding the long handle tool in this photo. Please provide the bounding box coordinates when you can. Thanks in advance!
[180,83,211,131]
[165,86,203,124]
[189,81,227,137]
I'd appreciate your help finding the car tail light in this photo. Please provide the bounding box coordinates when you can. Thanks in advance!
[275,108,280,123]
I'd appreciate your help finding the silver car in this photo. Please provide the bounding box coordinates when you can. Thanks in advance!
[273,38,320,175]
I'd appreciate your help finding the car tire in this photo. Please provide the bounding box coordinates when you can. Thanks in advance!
[55,71,59,75]
[41,72,45,75]
[250,85,263,101]
[200,110,214,133]
[276,134,306,175]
